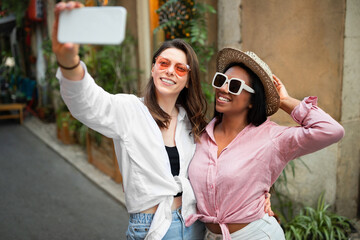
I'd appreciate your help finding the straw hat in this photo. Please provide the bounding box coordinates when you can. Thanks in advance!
[216,48,280,116]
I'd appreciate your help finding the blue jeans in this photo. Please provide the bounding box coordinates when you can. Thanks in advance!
[126,207,205,240]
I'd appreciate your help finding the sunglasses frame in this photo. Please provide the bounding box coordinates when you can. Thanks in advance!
[155,56,191,77]
[212,72,255,95]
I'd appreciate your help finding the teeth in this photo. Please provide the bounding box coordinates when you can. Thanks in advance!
[219,96,230,102]
[161,78,175,85]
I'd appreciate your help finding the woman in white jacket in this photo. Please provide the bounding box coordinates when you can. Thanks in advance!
[52,2,208,239]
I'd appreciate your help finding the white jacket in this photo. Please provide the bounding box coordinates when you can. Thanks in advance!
[56,62,197,239]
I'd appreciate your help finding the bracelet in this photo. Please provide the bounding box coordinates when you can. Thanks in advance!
[57,59,80,70]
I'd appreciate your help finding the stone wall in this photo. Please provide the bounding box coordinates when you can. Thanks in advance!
[217,0,242,50]
[337,0,360,218]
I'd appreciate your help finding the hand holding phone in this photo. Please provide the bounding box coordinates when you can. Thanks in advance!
[57,6,127,45]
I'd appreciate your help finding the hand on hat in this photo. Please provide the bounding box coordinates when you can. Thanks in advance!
[273,75,301,114]
[273,75,289,101]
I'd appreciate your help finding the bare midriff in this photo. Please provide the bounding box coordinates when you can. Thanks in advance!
[205,222,250,234]
[140,196,182,214]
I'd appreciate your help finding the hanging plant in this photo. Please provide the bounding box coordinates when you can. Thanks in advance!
[0,0,29,27]
[156,0,193,40]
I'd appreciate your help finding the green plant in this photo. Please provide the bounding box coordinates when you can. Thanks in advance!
[56,111,72,129]
[40,38,63,121]
[187,1,216,73]
[277,157,311,188]
[87,128,103,146]
[56,110,85,144]
[83,33,138,94]
[283,192,352,240]
[77,124,89,147]
[272,190,296,224]
[0,0,29,26]
[271,157,311,223]
[42,38,59,91]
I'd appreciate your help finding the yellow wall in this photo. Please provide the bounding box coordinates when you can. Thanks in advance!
[241,0,345,125]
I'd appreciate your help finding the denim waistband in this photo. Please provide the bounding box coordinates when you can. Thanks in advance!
[129,207,182,224]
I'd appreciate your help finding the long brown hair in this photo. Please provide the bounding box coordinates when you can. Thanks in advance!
[143,39,207,142]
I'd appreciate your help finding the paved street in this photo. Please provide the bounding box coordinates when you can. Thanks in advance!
[0,120,129,240]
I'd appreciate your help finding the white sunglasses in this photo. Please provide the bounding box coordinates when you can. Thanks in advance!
[212,72,255,95]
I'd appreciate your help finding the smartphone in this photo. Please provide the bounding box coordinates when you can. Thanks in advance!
[58,7,127,45]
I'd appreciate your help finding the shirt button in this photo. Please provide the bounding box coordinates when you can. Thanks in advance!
[210,184,214,189]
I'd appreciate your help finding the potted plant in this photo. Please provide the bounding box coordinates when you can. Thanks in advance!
[283,192,353,240]
[56,110,77,145]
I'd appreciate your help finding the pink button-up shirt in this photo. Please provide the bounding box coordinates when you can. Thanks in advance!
[186,97,344,239]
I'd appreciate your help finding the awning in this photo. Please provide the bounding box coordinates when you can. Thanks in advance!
[0,14,16,35]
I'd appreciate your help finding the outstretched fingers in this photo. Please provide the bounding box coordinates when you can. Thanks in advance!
[272,75,283,88]
[53,1,84,48]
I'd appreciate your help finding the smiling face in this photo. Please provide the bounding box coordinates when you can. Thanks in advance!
[215,65,253,117]
[151,48,189,101]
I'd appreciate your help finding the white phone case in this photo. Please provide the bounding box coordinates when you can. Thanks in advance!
[58,7,127,45]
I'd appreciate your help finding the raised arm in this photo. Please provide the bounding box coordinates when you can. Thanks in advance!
[52,1,138,140]
[52,1,84,80]
[273,75,300,115]
[270,75,344,161]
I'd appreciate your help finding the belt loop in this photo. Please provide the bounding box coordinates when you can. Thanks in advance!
[176,207,185,239]
[262,213,272,224]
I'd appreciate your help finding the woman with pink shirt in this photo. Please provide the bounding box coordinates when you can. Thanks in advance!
[186,48,345,240]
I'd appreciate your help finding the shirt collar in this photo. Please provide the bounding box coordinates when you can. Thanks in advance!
[205,118,217,143]
[177,105,187,121]
[205,117,272,143]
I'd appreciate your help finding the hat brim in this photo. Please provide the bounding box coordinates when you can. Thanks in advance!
[216,48,280,116]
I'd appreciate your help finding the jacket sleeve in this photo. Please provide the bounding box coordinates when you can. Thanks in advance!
[56,61,138,140]
[271,96,345,161]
